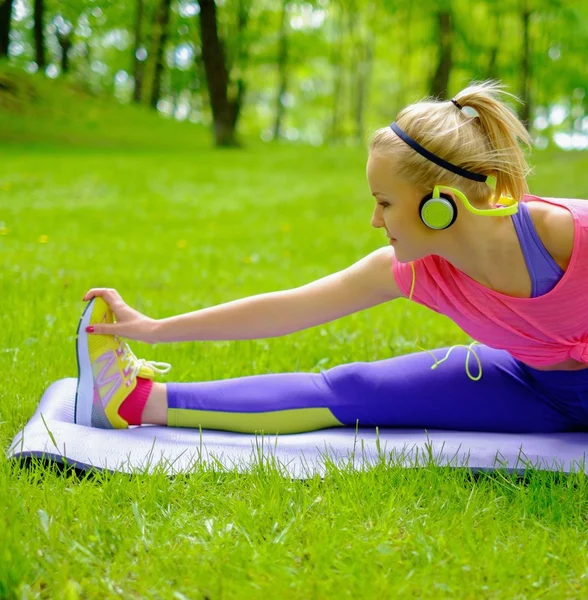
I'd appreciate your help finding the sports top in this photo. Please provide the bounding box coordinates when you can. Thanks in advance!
[392,195,588,368]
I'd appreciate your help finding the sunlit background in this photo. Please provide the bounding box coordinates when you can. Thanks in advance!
[1,0,587,150]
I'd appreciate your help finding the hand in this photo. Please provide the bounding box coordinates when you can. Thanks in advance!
[82,288,159,344]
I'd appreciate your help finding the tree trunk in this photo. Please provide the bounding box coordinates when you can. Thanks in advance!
[485,0,500,80]
[519,1,532,130]
[346,2,357,137]
[0,0,15,57]
[150,0,172,109]
[329,7,344,143]
[355,40,373,146]
[56,31,72,74]
[33,0,46,69]
[486,14,500,79]
[190,47,208,122]
[132,0,144,103]
[354,1,375,146]
[226,0,249,137]
[198,0,232,145]
[430,9,453,99]
[272,0,289,141]
[84,40,91,78]
[397,1,413,109]
[197,0,249,147]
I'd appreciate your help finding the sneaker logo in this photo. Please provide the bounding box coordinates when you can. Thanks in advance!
[115,346,133,378]
[93,350,124,409]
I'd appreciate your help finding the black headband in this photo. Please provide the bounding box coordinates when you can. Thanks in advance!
[389,121,488,183]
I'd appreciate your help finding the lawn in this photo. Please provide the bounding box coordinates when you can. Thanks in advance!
[2,73,588,597]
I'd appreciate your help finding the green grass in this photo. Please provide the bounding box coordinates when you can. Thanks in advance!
[3,68,588,598]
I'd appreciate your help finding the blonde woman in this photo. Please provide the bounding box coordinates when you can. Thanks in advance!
[75,81,588,435]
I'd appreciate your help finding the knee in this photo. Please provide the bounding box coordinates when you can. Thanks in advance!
[321,363,377,398]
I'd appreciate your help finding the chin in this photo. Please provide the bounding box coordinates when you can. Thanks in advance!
[393,247,423,264]
[391,246,408,263]
[394,252,410,264]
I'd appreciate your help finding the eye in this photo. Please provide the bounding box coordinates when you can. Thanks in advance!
[378,202,390,209]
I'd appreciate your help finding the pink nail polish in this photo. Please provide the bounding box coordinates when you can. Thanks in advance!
[86,326,94,333]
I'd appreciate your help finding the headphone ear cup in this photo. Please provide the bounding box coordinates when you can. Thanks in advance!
[419,192,434,227]
[419,192,458,230]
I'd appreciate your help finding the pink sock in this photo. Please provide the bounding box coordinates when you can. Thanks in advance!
[118,378,153,426]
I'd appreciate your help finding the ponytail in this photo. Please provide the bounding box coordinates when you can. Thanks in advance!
[452,80,533,203]
[369,80,534,205]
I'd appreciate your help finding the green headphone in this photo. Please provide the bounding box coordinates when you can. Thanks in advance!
[419,184,519,230]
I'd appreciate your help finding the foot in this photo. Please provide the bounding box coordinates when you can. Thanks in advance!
[74,296,172,428]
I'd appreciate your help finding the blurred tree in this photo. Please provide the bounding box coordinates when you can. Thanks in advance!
[486,4,501,80]
[33,0,46,69]
[132,0,145,102]
[272,0,289,140]
[172,4,207,122]
[531,0,587,115]
[197,0,251,146]
[515,0,569,131]
[42,0,91,78]
[54,16,73,73]
[0,0,14,57]
[328,3,344,142]
[2,0,588,147]
[348,0,376,145]
[327,0,377,143]
[395,1,413,109]
[430,2,454,99]
[519,0,532,128]
[149,0,172,109]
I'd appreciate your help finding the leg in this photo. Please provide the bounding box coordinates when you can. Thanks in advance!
[140,345,583,434]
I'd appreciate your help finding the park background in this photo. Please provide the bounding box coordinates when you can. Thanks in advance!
[1,0,588,598]
[0,0,587,148]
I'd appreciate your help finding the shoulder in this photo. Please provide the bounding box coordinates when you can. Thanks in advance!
[526,200,575,270]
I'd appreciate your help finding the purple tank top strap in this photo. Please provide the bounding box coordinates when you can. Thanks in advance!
[511,201,564,297]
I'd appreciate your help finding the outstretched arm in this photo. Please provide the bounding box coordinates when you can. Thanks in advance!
[83,246,404,343]
[154,245,404,342]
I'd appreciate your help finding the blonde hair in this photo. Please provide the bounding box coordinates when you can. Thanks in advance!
[369,80,534,205]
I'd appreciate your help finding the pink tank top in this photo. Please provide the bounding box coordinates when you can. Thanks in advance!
[392,195,588,368]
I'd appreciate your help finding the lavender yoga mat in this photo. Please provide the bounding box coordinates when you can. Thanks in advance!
[6,378,588,477]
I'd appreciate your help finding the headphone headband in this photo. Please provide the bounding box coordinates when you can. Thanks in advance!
[389,122,488,183]
[434,185,518,216]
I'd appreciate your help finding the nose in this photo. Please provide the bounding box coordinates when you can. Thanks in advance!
[371,205,384,229]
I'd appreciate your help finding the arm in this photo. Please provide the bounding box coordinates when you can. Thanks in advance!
[154,246,404,342]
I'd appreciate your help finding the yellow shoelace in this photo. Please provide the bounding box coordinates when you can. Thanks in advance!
[114,335,173,381]
[404,261,483,382]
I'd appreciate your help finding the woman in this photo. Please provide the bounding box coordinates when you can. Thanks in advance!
[75,80,588,435]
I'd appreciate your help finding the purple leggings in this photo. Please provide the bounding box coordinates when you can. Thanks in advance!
[165,345,588,434]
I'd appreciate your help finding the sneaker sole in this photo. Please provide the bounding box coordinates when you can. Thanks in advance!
[74,298,96,426]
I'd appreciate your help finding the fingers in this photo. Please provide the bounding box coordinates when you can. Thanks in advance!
[82,288,123,303]
[86,323,120,336]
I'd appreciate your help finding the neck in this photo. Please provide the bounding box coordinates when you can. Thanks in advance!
[433,213,515,283]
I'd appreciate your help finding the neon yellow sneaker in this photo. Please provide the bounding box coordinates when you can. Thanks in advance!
[74,296,172,428]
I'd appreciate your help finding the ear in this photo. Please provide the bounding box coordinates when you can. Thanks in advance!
[438,190,456,203]
[434,185,462,205]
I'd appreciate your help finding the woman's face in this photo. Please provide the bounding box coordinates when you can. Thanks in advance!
[366,152,434,263]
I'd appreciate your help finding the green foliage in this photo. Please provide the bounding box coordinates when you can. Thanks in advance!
[4,0,587,146]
